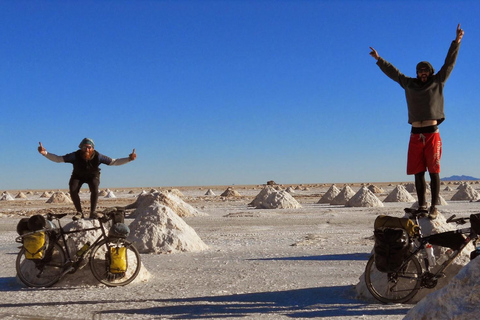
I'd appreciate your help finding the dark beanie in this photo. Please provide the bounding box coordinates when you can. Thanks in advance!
[416,61,435,74]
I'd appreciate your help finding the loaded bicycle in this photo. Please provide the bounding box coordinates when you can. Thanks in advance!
[15,207,141,287]
[364,208,480,304]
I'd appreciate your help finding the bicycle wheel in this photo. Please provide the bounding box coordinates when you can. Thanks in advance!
[364,254,422,304]
[89,238,141,286]
[16,242,66,287]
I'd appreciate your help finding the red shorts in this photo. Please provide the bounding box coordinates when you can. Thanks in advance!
[407,132,442,175]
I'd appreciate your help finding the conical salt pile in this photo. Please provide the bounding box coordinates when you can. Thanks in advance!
[0,192,14,201]
[367,185,384,194]
[168,189,185,198]
[383,185,416,203]
[46,192,73,204]
[346,186,384,207]
[105,190,116,198]
[249,186,275,208]
[249,186,301,209]
[128,191,207,218]
[15,192,28,199]
[128,202,209,254]
[220,187,241,197]
[40,191,51,198]
[330,186,355,205]
[205,189,216,196]
[451,183,480,201]
[317,185,340,204]
[356,212,473,304]
[403,257,480,320]
[444,186,453,191]
[98,189,108,196]
[285,186,295,194]
[405,183,416,193]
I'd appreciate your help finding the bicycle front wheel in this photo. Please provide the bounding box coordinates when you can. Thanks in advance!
[16,242,66,287]
[364,254,422,304]
[89,238,141,286]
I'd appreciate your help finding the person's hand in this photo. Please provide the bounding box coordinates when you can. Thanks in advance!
[455,23,464,43]
[38,142,47,155]
[369,47,380,60]
[129,148,136,161]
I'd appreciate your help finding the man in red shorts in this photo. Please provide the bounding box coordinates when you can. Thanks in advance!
[369,24,464,219]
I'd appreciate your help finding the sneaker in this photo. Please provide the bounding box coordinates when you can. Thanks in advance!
[72,212,83,221]
[89,212,104,219]
[429,207,438,220]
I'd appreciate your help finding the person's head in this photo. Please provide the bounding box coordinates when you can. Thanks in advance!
[416,61,434,83]
[78,138,95,159]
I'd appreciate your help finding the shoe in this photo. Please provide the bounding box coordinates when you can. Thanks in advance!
[89,212,104,219]
[429,207,438,220]
[72,212,83,221]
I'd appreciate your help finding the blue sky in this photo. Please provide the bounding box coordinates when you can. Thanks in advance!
[1,0,479,190]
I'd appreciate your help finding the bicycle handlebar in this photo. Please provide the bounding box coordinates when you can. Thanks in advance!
[446,214,469,225]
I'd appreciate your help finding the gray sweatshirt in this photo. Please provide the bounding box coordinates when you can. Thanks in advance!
[376,41,461,125]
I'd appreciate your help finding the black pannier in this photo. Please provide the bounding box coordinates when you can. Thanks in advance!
[374,227,410,273]
[470,213,480,235]
[427,231,466,251]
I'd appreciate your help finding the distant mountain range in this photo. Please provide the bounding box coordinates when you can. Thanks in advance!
[441,175,480,181]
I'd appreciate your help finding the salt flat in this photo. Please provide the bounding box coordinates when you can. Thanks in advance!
[1,182,479,320]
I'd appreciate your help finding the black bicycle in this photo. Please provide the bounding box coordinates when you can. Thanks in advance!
[365,208,480,303]
[15,207,141,287]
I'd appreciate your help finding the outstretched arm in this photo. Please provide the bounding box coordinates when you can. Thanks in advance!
[37,142,65,163]
[104,149,137,166]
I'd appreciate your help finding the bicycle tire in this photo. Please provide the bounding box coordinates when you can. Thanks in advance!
[364,254,422,304]
[16,242,66,287]
[89,238,141,286]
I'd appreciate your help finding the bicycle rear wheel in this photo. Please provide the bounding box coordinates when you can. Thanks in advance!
[364,254,422,304]
[16,242,66,287]
[89,238,141,286]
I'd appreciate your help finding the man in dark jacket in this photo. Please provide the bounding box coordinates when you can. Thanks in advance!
[369,24,464,219]
[38,138,136,220]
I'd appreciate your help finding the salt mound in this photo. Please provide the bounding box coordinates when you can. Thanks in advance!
[444,186,453,191]
[367,185,384,194]
[128,202,208,254]
[20,219,150,287]
[168,188,184,198]
[220,187,241,197]
[285,186,295,194]
[330,186,355,205]
[356,212,474,303]
[250,186,302,209]
[404,183,416,193]
[15,192,28,199]
[105,190,116,198]
[46,192,73,204]
[128,191,207,218]
[249,186,275,208]
[346,186,384,207]
[404,257,480,320]
[205,189,216,196]
[317,185,340,204]
[40,191,51,198]
[0,192,14,201]
[451,183,480,201]
[98,190,108,196]
[383,185,416,202]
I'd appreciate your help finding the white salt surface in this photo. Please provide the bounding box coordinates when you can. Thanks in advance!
[1,183,480,319]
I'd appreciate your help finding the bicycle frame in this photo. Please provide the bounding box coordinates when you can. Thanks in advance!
[49,213,110,265]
